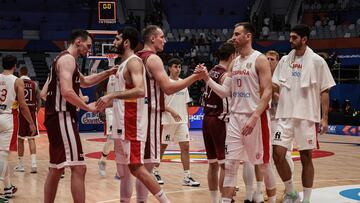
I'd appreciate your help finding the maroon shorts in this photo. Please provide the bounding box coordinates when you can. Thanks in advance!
[202,116,226,163]
[18,110,39,139]
[45,112,85,169]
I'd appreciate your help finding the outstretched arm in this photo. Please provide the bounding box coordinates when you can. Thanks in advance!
[96,58,145,110]
[146,54,203,95]
[58,55,96,112]
[80,66,117,88]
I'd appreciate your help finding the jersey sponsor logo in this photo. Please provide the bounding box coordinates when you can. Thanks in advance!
[80,112,103,124]
[165,134,170,141]
[232,91,251,98]
[175,91,185,95]
[245,62,252,69]
[292,71,301,77]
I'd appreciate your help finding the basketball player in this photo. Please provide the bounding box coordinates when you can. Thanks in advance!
[153,57,200,187]
[43,29,117,203]
[202,42,235,203]
[198,22,273,203]
[0,55,36,202]
[135,25,205,201]
[95,74,116,177]
[272,24,335,203]
[95,26,171,203]
[13,66,41,174]
[266,50,294,179]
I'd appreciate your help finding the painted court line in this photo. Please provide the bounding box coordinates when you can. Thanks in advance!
[96,188,208,203]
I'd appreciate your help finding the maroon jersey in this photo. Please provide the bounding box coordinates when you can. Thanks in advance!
[204,65,229,120]
[136,50,164,162]
[45,50,80,116]
[21,77,37,112]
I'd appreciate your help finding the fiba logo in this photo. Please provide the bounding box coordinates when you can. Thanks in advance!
[274,131,281,141]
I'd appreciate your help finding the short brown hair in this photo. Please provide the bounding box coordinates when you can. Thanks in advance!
[19,66,28,76]
[234,22,256,39]
[142,25,161,43]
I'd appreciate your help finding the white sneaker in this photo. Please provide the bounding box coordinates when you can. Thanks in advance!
[14,164,24,172]
[153,170,164,184]
[282,191,301,203]
[182,176,200,187]
[252,191,264,203]
[98,160,106,177]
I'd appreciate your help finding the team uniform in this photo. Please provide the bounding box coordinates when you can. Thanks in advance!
[0,74,18,152]
[104,74,116,136]
[18,76,39,139]
[137,50,164,164]
[226,51,270,165]
[161,78,191,144]
[44,50,84,169]
[112,54,148,165]
[272,47,336,150]
[202,65,229,164]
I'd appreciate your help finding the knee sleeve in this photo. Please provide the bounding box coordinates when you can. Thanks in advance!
[223,159,240,187]
[264,164,276,190]
[0,151,9,180]
[242,161,255,186]
[117,164,134,199]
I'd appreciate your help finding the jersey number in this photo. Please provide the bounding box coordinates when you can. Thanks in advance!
[24,89,33,102]
[236,79,242,87]
[0,89,7,102]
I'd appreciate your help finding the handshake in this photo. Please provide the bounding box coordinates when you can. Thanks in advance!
[193,63,210,82]
[84,94,113,113]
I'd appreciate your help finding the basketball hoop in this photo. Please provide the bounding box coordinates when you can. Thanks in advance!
[106,53,118,67]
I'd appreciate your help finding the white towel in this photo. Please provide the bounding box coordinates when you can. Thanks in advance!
[278,46,317,89]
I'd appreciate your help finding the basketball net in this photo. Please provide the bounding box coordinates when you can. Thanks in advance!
[106,53,118,67]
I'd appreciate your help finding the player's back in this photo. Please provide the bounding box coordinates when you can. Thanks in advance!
[204,65,229,120]
[0,73,17,114]
[20,76,37,112]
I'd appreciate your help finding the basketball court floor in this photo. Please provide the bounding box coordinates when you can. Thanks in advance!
[5,130,360,203]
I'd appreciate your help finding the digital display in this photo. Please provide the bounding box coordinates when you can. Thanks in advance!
[98,1,117,23]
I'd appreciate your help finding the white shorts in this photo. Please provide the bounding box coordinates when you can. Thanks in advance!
[105,108,113,136]
[272,118,318,151]
[114,139,145,165]
[161,123,190,144]
[0,114,15,151]
[225,112,271,165]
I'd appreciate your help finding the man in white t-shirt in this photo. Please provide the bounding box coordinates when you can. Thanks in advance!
[272,24,336,203]
[153,58,200,187]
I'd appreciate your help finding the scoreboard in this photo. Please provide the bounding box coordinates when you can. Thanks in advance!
[98,1,117,24]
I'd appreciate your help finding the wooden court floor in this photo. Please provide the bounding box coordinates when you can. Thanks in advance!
[4,131,360,203]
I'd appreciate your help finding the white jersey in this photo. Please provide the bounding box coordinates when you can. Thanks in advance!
[231,51,262,114]
[105,74,116,115]
[162,78,191,124]
[112,54,148,141]
[0,74,17,114]
[273,51,336,122]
